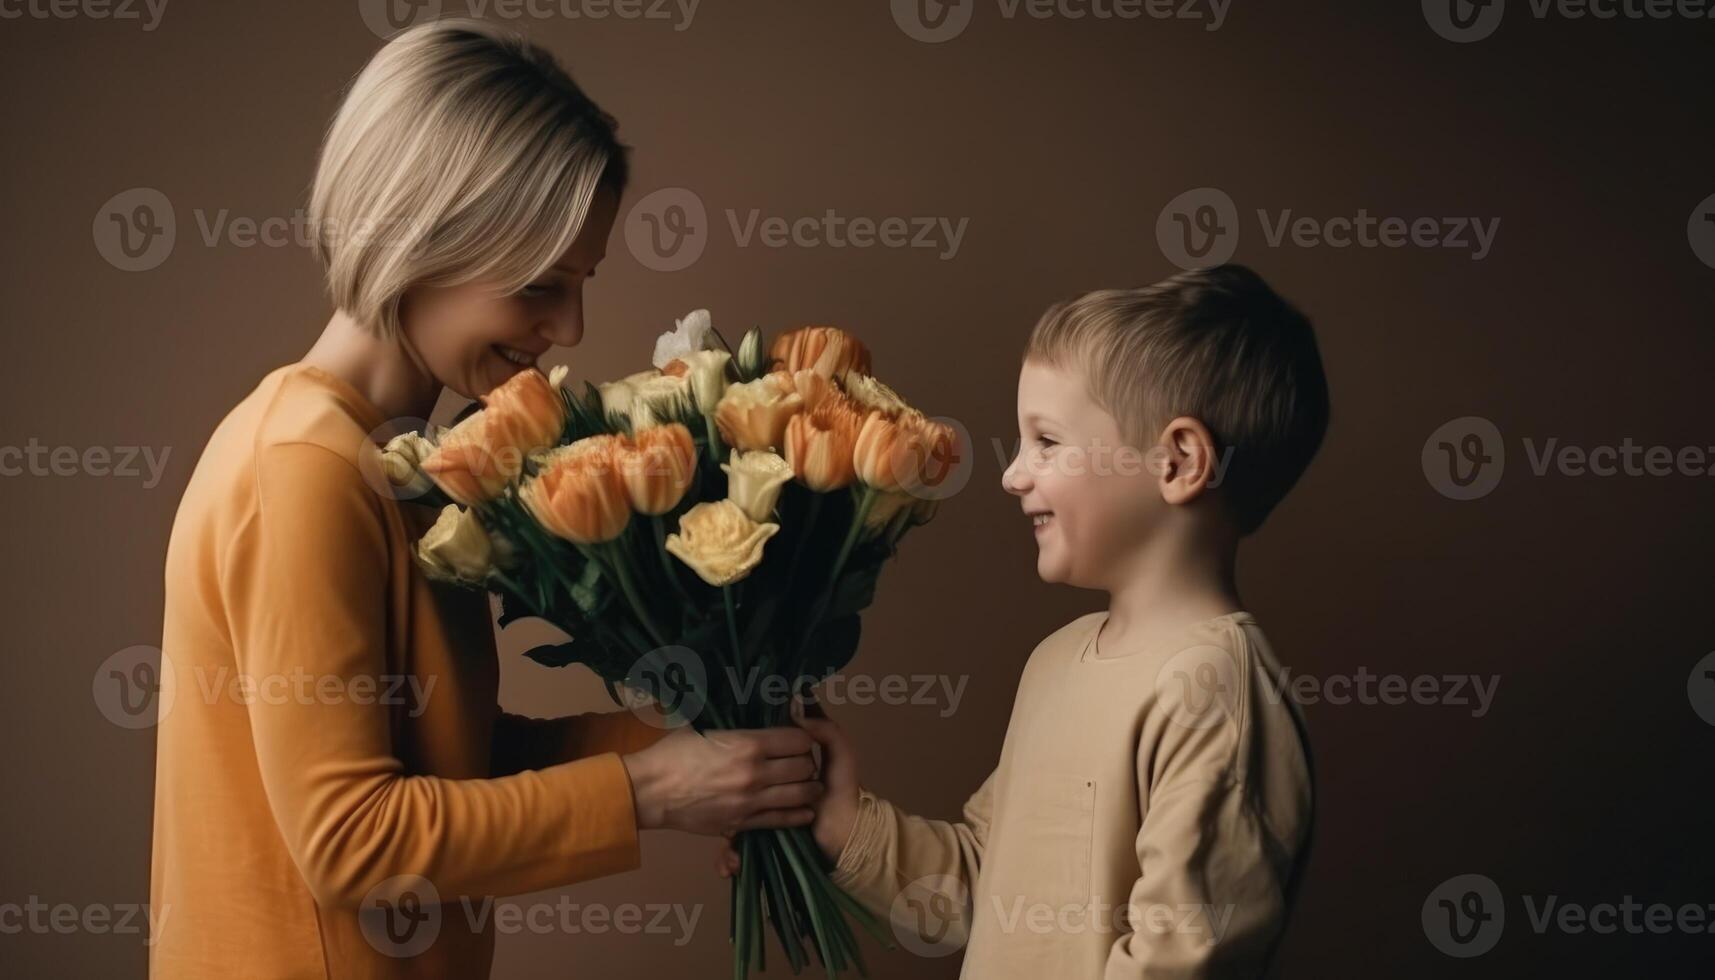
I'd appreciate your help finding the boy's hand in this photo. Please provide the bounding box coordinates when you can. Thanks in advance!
[796,703,860,862]
[715,701,861,877]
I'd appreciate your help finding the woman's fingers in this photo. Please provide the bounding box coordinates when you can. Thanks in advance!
[754,753,817,787]
[748,780,824,813]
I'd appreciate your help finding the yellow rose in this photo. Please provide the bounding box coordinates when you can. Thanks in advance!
[415,504,495,584]
[380,431,436,498]
[665,500,780,587]
[721,449,793,523]
[714,373,804,452]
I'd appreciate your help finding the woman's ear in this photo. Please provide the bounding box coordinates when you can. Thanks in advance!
[1154,415,1219,506]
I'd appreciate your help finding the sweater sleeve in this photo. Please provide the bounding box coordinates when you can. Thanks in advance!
[492,708,668,775]
[1100,776,1293,979]
[225,441,643,909]
[828,769,996,950]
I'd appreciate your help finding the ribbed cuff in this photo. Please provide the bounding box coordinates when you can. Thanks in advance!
[830,787,885,885]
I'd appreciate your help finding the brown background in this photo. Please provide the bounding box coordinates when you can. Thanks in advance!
[2,0,1712,976]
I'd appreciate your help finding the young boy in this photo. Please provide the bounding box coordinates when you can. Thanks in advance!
[797,265,1328,976]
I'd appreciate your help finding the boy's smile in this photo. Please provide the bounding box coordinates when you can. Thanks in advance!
[1001,358,1160,588]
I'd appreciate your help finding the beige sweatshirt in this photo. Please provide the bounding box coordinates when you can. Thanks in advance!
[831,611,1313,978]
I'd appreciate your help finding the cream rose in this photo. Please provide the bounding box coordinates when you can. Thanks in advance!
[380,431,436,498]
[721,449,793,523]
[664,500,780,587]
[415,504,495,584]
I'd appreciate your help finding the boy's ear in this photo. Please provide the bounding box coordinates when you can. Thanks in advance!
[1154,416,1219,506]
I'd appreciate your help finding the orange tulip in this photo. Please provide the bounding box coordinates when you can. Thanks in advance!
[622,423,696,515]
[784,397,865,491]
[773,368,838,414]
[518,436,631,544]
[853,412,931,493]
[770,326,871,379]
[422,367,567,504]
[904,415,961,491]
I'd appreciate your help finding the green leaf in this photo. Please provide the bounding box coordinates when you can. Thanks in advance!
[522,640,581,668]
[825,566,880,621]
[799,615,861,680]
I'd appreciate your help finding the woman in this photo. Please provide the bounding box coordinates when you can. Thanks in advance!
[151,19,822,977]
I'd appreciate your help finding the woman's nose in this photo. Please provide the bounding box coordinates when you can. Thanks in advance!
[539,293,585,348]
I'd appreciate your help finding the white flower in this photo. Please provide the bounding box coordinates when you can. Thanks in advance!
[630,373,694,429]
[680,349,733,414]
[652,308,717,369]
[598,368,662,423]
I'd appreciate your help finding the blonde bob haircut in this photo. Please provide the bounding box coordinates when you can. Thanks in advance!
[308,18,629,339]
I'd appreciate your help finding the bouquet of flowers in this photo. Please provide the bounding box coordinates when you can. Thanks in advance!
[381,311,960,978]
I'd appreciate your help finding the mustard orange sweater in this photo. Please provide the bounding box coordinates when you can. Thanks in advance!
[151,363,662,978]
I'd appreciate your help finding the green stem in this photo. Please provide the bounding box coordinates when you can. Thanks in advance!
[593,539,668,647]
[792,485,878,661]
[652,514,693,605]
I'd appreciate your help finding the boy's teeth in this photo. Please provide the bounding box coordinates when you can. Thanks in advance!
[1032,514,1052,526]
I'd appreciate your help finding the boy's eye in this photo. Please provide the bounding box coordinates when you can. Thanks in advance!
[1036,436,1057,448]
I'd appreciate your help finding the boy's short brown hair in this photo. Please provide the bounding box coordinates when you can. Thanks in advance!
[1024,264,1330,535]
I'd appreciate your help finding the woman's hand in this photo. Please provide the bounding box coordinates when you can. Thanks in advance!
[622,726,822,836]
[716,702,861,878]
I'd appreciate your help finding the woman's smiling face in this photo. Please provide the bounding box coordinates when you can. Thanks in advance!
[398,187,620,400]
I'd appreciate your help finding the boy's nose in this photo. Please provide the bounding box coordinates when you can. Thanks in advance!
[1001,452,1031,495]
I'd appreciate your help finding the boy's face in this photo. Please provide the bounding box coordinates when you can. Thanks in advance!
[1001,358,1162,588]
